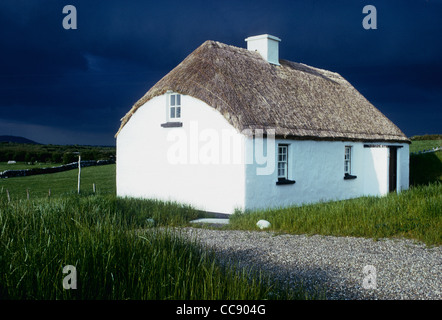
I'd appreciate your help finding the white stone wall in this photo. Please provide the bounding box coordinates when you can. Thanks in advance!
[244,139,409,211]
[117,94,246,214]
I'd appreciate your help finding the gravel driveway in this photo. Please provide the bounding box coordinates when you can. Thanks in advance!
[178,228,441,300]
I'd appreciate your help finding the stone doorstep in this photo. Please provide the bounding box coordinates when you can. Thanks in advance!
[189,218,230,226]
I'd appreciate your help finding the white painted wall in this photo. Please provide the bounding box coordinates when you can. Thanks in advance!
[397,143,410,192]
[244,139,409,211]
[362,143,409,196]
[363,146,389,196]
[117,94,246,214]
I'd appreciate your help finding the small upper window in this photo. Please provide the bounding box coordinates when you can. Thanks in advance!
[344,146,352,174]
[169,93,181,120]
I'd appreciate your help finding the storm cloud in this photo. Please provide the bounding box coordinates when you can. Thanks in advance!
[0,0,441,145]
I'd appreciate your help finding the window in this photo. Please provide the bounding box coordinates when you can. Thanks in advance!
[344,146,357,179]
[278,145,288,179]
[161,93,183,128]
[169,93,181,120]
[344,146,351,174]
[276,144,295,185]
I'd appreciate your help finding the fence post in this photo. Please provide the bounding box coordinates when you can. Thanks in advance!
[27,188,29,200]
[6,189,10,203]
[93,183,96,194]
[77,155,81,194]
[48,188,51,198]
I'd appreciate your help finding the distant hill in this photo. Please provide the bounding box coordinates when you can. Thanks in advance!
[0,135,40,144]
[410,134,442,141]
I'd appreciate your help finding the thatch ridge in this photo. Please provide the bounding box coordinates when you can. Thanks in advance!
[115,40,409,143]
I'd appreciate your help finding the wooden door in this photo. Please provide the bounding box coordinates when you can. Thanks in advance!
[389,147,397,192]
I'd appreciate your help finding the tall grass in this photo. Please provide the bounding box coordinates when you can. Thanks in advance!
[229,183,442,246]
[410,151,442,186]
[0,195,300,300]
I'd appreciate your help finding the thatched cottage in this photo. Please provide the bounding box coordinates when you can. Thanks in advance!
[116,34,410,214]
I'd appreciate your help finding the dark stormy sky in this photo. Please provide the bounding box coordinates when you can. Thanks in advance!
[0,0,441,145]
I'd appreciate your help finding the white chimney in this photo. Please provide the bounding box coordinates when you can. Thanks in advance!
[245,34,281,65]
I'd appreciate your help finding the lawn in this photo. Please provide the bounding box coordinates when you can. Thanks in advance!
[409,136,441,153]
[409,140,442,153]
[0,164,116,200]
[0,162,63,172]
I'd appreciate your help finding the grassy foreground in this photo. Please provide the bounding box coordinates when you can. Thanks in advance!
[0,195,301,300]
[0,140,440,299]
[229,183,442,246]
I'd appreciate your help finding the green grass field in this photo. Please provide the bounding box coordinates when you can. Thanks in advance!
[0,136,440,299]
[228,183,441,246]
[409,139,442,153]
[0,164,116,200]
[0,164,307,300]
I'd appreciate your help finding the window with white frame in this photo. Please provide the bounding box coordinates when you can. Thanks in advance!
[169,93,181,120]
[344,146,352,174]
[278,145,288,179]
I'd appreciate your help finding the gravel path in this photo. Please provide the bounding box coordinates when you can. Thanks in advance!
[178,228,441,300]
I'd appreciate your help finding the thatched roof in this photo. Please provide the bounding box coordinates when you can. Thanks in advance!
[116,40,409,143]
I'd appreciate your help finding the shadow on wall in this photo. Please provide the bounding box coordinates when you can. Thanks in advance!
[410,152,442,186]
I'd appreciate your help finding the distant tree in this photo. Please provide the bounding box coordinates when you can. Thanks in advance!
[51,152,62,163]
[14,150,26,161]
[63,152,77,164]
[4,151,13,161]
[81,150,97,161]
